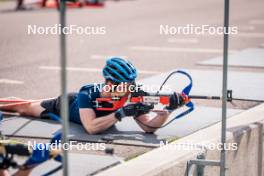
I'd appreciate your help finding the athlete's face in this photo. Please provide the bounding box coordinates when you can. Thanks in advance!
[104,81,133,97]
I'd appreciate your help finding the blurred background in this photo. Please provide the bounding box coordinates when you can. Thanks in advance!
[0,0,263,99]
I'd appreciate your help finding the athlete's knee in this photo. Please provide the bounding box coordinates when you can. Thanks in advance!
[28,102,44,117]
[18,102,42,117]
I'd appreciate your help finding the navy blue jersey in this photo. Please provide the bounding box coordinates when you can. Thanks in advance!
[69,84,115,124]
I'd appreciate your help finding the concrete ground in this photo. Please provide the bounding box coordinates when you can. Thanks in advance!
[0,0,264,173]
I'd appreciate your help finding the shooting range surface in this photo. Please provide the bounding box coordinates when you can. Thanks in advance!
[1,106,242,147]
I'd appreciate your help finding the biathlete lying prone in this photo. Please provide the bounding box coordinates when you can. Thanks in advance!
[0,57,187,134]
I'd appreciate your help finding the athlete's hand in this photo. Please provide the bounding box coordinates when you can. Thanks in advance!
[166,92,186,110]
[115,103,154,121]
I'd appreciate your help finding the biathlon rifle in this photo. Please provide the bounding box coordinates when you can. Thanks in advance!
[93,70,262,129]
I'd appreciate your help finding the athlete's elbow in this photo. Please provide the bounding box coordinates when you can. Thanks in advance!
[143,127,157,133]
[85,125,99,135]
[87,129,97,135]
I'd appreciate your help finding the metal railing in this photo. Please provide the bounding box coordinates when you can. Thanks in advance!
[58,0,230,175]
[187,0,229,175]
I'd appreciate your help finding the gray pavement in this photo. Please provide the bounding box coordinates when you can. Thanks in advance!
[198,48,264,68]
[1,0,264,174]
[0,0,264,99]
[139,69,264,101]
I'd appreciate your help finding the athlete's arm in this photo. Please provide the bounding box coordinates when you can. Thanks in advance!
[135,110,169,133]
[79,108,118,134]
[135,92,186,133]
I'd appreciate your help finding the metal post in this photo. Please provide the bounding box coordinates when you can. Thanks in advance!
[196,154,205,176]
[187,159,221,176]
[220,0,229,175]
[59,0,69,176]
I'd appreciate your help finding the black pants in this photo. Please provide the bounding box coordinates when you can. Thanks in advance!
[40,93,77,118]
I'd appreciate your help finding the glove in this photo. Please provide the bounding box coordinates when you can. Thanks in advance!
[115,103,154,121]
[166,92,186,110]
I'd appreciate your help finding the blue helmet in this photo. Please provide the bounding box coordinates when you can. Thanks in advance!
[103,57,137,84]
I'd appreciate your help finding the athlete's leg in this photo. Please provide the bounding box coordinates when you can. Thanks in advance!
[0,93,77,118]
[0,98,55,118]
[0,101,44,117]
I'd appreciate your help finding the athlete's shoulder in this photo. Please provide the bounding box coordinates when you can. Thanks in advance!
[79,84,102,95]
[77,84,102,108]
